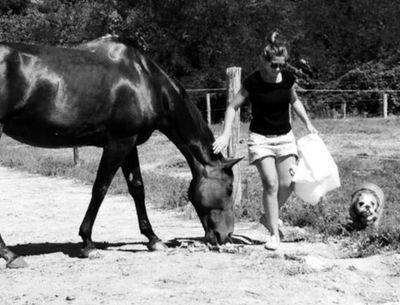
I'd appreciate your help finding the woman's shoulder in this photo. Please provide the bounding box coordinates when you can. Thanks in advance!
[242,70,261,90]
[244,70,261,82]
[282,70,296,87]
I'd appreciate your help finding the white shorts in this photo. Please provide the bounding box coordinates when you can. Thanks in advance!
[248,130,298,164]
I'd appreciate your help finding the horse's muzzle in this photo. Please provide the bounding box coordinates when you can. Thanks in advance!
[205,229,232,245]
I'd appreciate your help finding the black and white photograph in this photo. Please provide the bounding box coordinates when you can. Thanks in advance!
[0,1,399,304]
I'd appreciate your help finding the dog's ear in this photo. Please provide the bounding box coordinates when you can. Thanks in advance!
[349,203,366,230]
[351,192,361,205]
[373,201,380,212]
[349,202,359,219]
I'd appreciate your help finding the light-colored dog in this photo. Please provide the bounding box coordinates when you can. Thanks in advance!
[349,182,384,229]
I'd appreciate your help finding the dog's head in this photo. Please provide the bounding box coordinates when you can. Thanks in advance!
[350,190,380,225]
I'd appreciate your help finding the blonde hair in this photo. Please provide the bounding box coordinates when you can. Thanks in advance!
[262,31,288,61]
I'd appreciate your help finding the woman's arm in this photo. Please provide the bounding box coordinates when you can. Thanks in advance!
[290,87,318,134]
[213,87,249,154]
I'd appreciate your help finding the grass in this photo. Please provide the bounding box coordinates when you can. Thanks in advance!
[239,118,400,256]
[1,117,400,257]
[0,134,190,209]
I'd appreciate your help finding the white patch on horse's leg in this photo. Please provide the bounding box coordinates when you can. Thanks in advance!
[6,256,28,269]
[87,250,104,260]
[147,240,168,251]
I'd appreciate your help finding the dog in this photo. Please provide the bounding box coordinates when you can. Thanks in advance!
[349,182,384,230]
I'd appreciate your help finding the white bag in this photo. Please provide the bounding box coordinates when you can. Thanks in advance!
[292,134,341,204]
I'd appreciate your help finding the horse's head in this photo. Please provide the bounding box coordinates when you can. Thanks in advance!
[188,157,242,245]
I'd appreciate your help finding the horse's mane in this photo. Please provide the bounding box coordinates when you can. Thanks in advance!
[82,35,221,163]
[172,81,222,163]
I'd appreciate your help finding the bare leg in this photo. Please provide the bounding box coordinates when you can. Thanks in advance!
[255,157,279,238]
[276,155,296,208]
[79,140,133,257]
[121,147,166,251]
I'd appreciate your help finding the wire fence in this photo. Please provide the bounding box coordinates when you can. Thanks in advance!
[298,89,400,119]
[187,88,400,123]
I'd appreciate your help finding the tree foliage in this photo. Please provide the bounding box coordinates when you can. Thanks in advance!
[0,0,398,91]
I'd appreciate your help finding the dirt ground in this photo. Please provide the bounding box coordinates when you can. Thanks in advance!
[0,166,399,305]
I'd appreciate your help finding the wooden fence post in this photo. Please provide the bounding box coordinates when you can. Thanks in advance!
[73,147,80,166]
[382,93,388,118]
[226,67,242,207]
[341,101,347,119]
[206,93,211,125]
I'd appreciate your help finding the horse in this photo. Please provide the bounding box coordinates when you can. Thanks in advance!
[0,35,242,268]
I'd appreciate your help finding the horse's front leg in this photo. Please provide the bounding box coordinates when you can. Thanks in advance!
[79,141,133,258]
[121,147,167,251]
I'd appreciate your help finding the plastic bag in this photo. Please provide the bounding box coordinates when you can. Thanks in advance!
[292,133,340,204]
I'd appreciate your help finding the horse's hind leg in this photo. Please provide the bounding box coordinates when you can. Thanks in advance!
[121,147,167,251]
[0,234,28,268]
[79,141,133,258]
[0,126,28,268]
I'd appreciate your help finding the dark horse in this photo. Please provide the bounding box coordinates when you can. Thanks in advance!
[0,35,241,268]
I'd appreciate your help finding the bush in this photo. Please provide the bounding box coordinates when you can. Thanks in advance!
[0,0,141,46]
[335,65,400,116]
[0,0,29,14]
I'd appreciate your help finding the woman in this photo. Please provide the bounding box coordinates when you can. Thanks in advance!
[213,31,317,250]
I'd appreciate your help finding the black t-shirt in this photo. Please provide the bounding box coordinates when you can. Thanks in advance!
[243,70,296,135]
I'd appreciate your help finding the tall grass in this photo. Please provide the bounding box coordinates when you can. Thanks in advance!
[1,117,400,256]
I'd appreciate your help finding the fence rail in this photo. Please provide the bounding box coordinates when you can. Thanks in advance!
[189,88,400,122]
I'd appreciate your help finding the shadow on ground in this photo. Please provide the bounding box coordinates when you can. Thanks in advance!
[9,234,264,258]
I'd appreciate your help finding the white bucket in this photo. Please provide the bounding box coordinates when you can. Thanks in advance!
[292,134,341,204]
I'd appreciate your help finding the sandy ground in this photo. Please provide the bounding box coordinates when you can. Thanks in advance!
[0,166,399,305]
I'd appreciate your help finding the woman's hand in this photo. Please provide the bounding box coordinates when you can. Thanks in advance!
[306,122,318,134]
[213,133,230,154]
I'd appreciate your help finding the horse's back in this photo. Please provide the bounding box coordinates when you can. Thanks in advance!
[0,38,165,148]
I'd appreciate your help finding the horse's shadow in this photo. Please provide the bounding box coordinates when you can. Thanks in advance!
[9,241,136,258]
[9,234,263,258]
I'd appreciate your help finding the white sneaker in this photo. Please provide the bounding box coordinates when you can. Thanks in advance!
[264,235,280,251]
[259,214,284,240]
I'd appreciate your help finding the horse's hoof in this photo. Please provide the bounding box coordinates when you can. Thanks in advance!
[147,240,168,251]
[88,250,103,260]
[6,256,28,269]
[80,247,103,259]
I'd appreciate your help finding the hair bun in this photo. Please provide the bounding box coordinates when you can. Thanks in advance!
[262,30,288,61]
[267,31,279,44]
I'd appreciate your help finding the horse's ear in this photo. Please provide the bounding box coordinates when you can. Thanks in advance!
[222,157,244,169]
